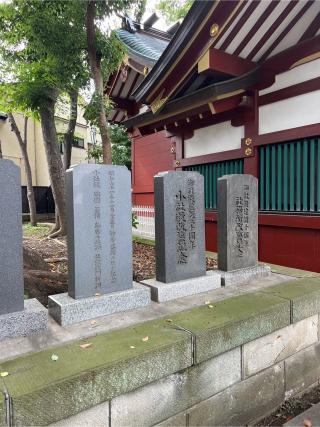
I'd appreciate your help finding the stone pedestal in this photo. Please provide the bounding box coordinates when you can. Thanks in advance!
[142,171,221,302]
[142,271,221,303]
[48,283,150,327]
[49,164,151,325]
[0,299,48,342]
[217,174,271,285]
[0,159,48,341]
[219,265,271,287]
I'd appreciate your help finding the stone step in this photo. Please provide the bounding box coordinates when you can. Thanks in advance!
[284,402,320,426]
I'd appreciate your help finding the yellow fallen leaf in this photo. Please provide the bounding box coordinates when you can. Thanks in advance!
[94,293,101,297]
[79,343,92,349]
[142,336,149,342]
[0,372,9,377]
[130,345,136,349]
[51,354,59,361]
[208,305,214,308]
[165,319,173,323]
[204,301,211,305]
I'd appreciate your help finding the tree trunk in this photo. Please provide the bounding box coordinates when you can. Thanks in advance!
[63,90,78,170]
[39,89,67,237]
[0,139,3,158]
[86,0,112,164]
[8,113,38,226]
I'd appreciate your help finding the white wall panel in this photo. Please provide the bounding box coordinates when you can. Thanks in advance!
[184,121,243,158]
[259,90,320,134]
[259,58,320,96]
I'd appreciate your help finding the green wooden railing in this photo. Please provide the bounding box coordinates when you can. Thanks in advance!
[259,137,320,212]
[184,159,244,209]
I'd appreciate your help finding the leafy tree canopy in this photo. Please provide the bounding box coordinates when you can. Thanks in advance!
[156,0,193,24]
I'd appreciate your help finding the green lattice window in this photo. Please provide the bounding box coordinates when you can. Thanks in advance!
[184,159,244,209]
[259,137,320,212]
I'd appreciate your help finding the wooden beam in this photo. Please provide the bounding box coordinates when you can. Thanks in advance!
[110,96,137,113]
[198,48,256,77]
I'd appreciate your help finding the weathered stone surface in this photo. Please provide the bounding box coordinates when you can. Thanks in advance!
[0,299,48,342]
[141,271,221,302]
[0,159,24,315]
[217,174,258,272]
[167,292,290,363]
[219,264,271,286]
[50,401,109,426]
[243,315,318,377]
[155,412,187,427]
[284,402,320,427]
[261,278,320,323]
[48,283,151,326]
[66,164,132,299]
[188,363,285,426]
[154,171,206,283]
[285,342,320,397]
[111,348,240,426]
[0,318,191,426]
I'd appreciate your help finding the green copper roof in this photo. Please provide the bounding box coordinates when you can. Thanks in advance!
[115,28,169,63]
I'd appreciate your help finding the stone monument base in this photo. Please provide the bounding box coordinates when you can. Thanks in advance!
[218,264,271,287]
[48,283,151,326]
[141,271,221,302]
[0,299,48,342]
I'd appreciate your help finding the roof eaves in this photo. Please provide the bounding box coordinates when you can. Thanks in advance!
[132,1,215,103]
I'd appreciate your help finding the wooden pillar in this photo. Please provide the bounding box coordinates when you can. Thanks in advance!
[171,133,184,171]
[243,90,259,177]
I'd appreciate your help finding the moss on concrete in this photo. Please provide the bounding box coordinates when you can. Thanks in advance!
[0,320,191,426]
[266,264,320,278]
[166,292,291,363]
[261,278,320,323]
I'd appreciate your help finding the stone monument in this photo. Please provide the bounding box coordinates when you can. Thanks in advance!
[48,164,150,326]
[141,171,220,302]
[217,174,271,286]
[0,159,47,341]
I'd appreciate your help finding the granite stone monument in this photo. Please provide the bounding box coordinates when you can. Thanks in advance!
[0,159,47,341]
[48,164,150,326]
[217,174,271,285]
[142,171,220,302]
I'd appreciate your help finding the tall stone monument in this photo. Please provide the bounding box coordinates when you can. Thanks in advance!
[217,174,270,286]
[142,171,220,302]
[48,164,150,326]
[0,159,47,341]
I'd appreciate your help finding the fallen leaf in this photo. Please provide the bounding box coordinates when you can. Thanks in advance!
[0,372,9,377]
[79,343,92,349]
[204,301,211,305]
[94,293,101,297]
[165,319,173,323]
[142,336,149,342]
[130,345,136,349]
[51,354,59,361]
[208,305,214,308]
[303,420,312,427]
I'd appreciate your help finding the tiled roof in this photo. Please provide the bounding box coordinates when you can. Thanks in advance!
[115,28,169,63]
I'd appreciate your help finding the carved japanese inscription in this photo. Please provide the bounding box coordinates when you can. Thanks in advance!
[154,171,206,283]
[66,164,132,299]
[218,174,258,272]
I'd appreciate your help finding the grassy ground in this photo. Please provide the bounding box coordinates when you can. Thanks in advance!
[23,223,52,238]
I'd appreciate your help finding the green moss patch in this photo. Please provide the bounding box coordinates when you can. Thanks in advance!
[261,278,320,323]
[167,292,291,363]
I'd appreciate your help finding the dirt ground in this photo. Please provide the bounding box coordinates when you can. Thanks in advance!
[256,384,320,426]
[23,223,217,306]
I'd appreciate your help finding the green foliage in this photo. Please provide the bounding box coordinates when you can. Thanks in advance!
[87,124,132,169]
[84,92,114,126]
[132,213,139,229]
[156,0,193,24]
[0,0,89,115]
[109,124,131,169]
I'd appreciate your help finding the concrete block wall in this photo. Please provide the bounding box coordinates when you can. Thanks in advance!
[1,278,320,426]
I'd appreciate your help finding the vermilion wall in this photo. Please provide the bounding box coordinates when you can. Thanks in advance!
[205,212,320,273]
[132,131,174,205]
